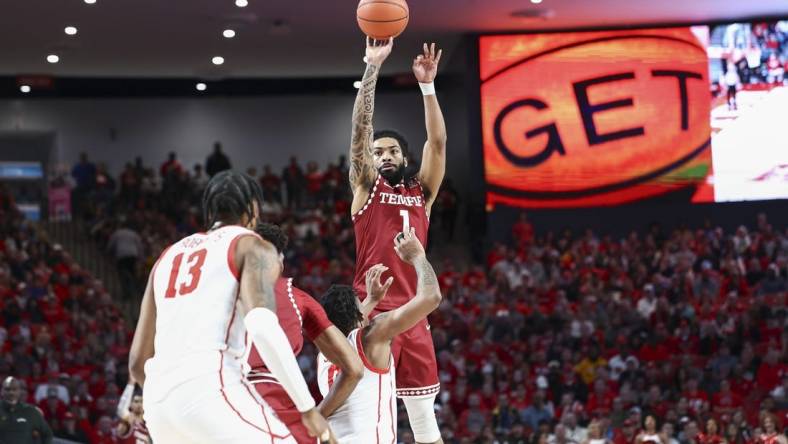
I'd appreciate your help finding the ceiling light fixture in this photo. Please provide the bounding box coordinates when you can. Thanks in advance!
[212,56,225,65]
[196,83,207,91]
[353,81,361,89]
[47,54,60,64]
[84,0,96,4]
[531,0,543,3]
[20,85,31,93]
[223,29,236,38]
[65,26,78,36]
[235,0,248,7]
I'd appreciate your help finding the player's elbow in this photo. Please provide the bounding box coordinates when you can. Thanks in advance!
[343,355,364,383]
[128,354,146,386]
[425,287,443,311]
[428,138,447,154]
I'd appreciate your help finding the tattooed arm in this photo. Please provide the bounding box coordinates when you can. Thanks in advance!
[364,229,442,367]
[349,38,393,195]
[237,235,280,314]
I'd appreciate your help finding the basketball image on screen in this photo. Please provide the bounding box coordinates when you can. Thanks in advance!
[706,20,788,203]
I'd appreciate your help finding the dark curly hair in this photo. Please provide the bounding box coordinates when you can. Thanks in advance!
[321,285,363,336]
[255,222,289,254]
[202,170,263,230]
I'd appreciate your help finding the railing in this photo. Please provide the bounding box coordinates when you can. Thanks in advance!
[41,220,129,319]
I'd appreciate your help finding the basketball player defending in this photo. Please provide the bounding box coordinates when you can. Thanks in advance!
[349,37,447,443]
[317,229,442,443]
[247,223,364,443]
[128,171,333,443]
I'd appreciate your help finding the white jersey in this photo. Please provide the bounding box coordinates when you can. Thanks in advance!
[317,328,396,444]
[144,225,259,402]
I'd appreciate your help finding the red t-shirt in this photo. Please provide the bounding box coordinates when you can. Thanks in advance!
[712,391,742,410]
[587,391,616,415]
[697,433,725,444]
[306,171,323,194]
[512,221,534,246]
[683,389,709,413]
[757,362,786,391]
[247,278,333,376]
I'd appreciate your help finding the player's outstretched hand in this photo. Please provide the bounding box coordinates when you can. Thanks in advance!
[394,227,426,264]
[366,263,393,303]
[365,36,393,67]
[301,408,336,444]
[412,42,442,83]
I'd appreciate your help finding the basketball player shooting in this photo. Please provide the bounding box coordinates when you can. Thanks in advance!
[128,171,333,443]
[317,229,443,443]
[349,37,447,443]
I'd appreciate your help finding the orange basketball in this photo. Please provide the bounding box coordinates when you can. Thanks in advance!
[357,0,409,40]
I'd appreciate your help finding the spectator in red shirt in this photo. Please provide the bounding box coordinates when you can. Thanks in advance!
[259,164,283,203]
[38,387,68,430]
[713,379,743,415]
[90,415,118,444]
[304,161,323,204]
[682,378,709,415]
[513,212,534,248]
[696,418,725,444]
[158,152,182,179]
[757,349,785,393]
[587,378,616,417]
[613,418,638,444]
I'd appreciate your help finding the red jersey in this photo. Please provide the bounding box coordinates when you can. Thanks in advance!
[118,420,151,444]
[755,433,785,444]
[353,175,430,311]
[245,277,333,378]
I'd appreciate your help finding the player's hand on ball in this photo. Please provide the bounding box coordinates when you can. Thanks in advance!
[412,42,442,83]
[301,408,335,443]
[394,227,425,264]
[365,36,393,67]
[366,263,393,302]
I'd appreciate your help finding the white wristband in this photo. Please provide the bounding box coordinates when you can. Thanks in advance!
[419,82,436,96]
[244,307,316,413]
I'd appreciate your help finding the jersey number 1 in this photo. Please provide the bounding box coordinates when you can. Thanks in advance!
[399,209,410,233]
[165,249,207,298]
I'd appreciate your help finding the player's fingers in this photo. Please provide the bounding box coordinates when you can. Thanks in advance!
[430,42,436,58]
[435,49,443,64]
[423,42,429,57]
[383,277,394,289]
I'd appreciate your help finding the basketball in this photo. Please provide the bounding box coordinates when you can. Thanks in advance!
[357,0,409,40]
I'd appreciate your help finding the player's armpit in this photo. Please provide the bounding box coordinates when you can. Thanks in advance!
[314,326,363,418]
[236,235,281,315]
[129,270,157,387]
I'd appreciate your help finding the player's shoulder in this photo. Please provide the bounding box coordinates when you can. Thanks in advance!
[290,282,321,308]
